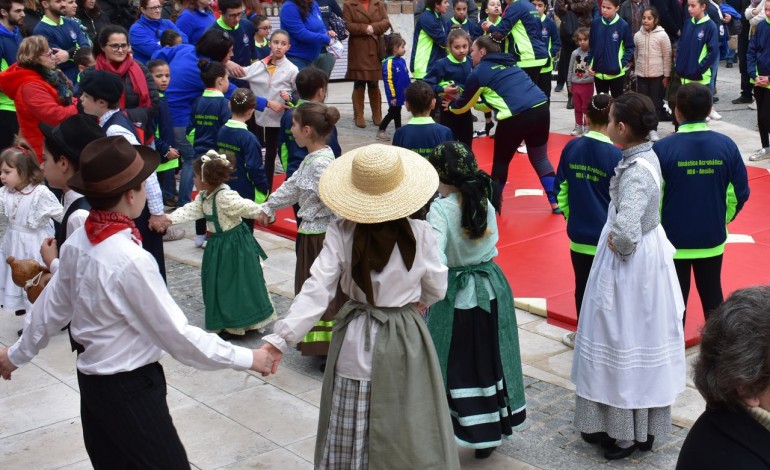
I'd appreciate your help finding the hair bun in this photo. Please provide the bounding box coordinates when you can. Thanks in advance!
[640,111,659,132]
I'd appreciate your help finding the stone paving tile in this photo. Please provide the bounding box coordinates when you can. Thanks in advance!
[495,380,685,470]
[2,419,87,469]
[219,448,314,469]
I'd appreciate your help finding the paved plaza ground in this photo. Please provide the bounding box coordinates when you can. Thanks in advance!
[1,63,767,469]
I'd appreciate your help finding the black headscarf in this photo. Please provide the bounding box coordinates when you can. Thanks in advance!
[428,141,501,239]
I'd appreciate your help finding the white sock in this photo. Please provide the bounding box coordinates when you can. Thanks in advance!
[195,234,206,247]
[616,439,634,449]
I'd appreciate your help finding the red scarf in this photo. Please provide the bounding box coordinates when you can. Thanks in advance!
[85,210,142,246]
[95,54,152,110]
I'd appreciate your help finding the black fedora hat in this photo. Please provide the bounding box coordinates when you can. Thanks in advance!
[39,114,106,165]
[68,136,159,198]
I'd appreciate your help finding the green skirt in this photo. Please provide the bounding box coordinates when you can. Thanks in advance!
[201,222,275,331]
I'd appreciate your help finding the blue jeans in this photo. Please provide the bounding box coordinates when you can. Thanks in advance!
[724,47,736,64]
[710,50,720,94]
[173,126,195,206]
[287,55,314,71]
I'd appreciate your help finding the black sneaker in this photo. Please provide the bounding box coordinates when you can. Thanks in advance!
[732,95,754,104]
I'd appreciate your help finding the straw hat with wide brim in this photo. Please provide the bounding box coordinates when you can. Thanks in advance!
[318,144,439,224]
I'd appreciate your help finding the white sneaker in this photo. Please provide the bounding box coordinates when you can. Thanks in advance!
[376,130,390,141]
[648,130,660,142]
[749,147,770,161]
[517,144,528,154]
[749,102,758,110]
[570,125,582,136]
[562,332,576,349]
[709,109,722,120]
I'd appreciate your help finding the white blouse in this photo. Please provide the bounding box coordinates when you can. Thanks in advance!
[263,218,448,380]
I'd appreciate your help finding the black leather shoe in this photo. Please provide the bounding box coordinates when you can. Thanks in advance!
[604,442,637,460]
[17,328,23,337]
[732,95,754,104]
[475,447,496,459]
[581,431,615,448]
[636,435,654,451]
[726,62,733,68]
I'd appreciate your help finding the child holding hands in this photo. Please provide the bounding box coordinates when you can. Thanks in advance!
[258,102,346,358]
[163,150,275,339]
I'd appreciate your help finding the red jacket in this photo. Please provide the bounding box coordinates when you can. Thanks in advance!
[0,64,77,161]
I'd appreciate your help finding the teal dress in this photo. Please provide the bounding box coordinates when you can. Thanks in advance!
[427,193,526,449]
[200,188,275,332]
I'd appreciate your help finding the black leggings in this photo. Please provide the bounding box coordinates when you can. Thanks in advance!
[636,76,664,125]
[756,86,770,148]
[674,255,724,327]
[537,70,553,102]
[256,125,280,190]
[521,66,541,87]
[492,105,551,188]
[441,110,474,147]
[570,250,594,319]
[379,105,402,131]
[595,75,625,98]
[353,80,377,90]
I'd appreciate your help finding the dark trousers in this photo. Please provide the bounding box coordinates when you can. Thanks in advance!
[491,105,550,187]
[537,70,553,101]
[256,125,280,191]
[379,105,402,132]
[135,204,166,282]
[521,66,541,87]
[441,109,474,147]
[557,37,576,87]
[77,362,190,470]
[570,250,594,319]
[756,87,770,148]
[0,110,19,150]
[673,255,724,327]
[738,23,753,99]
[636,76,664,125]
[595,75,625,98]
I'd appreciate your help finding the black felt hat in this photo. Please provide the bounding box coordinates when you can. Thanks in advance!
[39,114,106,165]
[80,70,124,104]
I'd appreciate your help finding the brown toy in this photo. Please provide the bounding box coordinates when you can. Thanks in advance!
[6,256,52,303]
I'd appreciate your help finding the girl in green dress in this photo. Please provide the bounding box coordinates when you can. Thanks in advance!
[426,141,526,459]
[166,150,275,339]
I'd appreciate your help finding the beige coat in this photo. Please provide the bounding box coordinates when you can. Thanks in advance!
[343,0,391,81]
[634,25,672,78]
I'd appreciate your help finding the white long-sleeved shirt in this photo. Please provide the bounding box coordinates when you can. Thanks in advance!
[8,226,254,374]
[263,218,448,380]
[99,109,164,216]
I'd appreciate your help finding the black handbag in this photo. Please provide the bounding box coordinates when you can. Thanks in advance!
[329,12,349,41]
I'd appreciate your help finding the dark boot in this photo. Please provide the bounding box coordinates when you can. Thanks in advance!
[352,87,366,128]
[368,85,382,126]
[566,93,574,110]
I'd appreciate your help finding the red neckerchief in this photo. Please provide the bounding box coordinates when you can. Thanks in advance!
[95,54,152,110]
[84,210,142,246]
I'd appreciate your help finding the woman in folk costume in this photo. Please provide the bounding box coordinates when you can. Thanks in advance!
[426,141,526,460]
[570,92,686,461]
[261,144,460,470]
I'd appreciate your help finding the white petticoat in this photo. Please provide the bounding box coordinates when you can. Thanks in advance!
[571,201,686,410]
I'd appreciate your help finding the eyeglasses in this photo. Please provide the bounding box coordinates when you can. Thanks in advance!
[144,5,163,10]
[40,50,55,58]
[106,43,130,51]
[226,10,245,18]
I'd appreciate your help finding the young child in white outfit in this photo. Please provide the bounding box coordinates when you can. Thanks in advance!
[0,145,63,316]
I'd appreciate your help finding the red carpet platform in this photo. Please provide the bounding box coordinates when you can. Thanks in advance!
[256,135,770,347]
